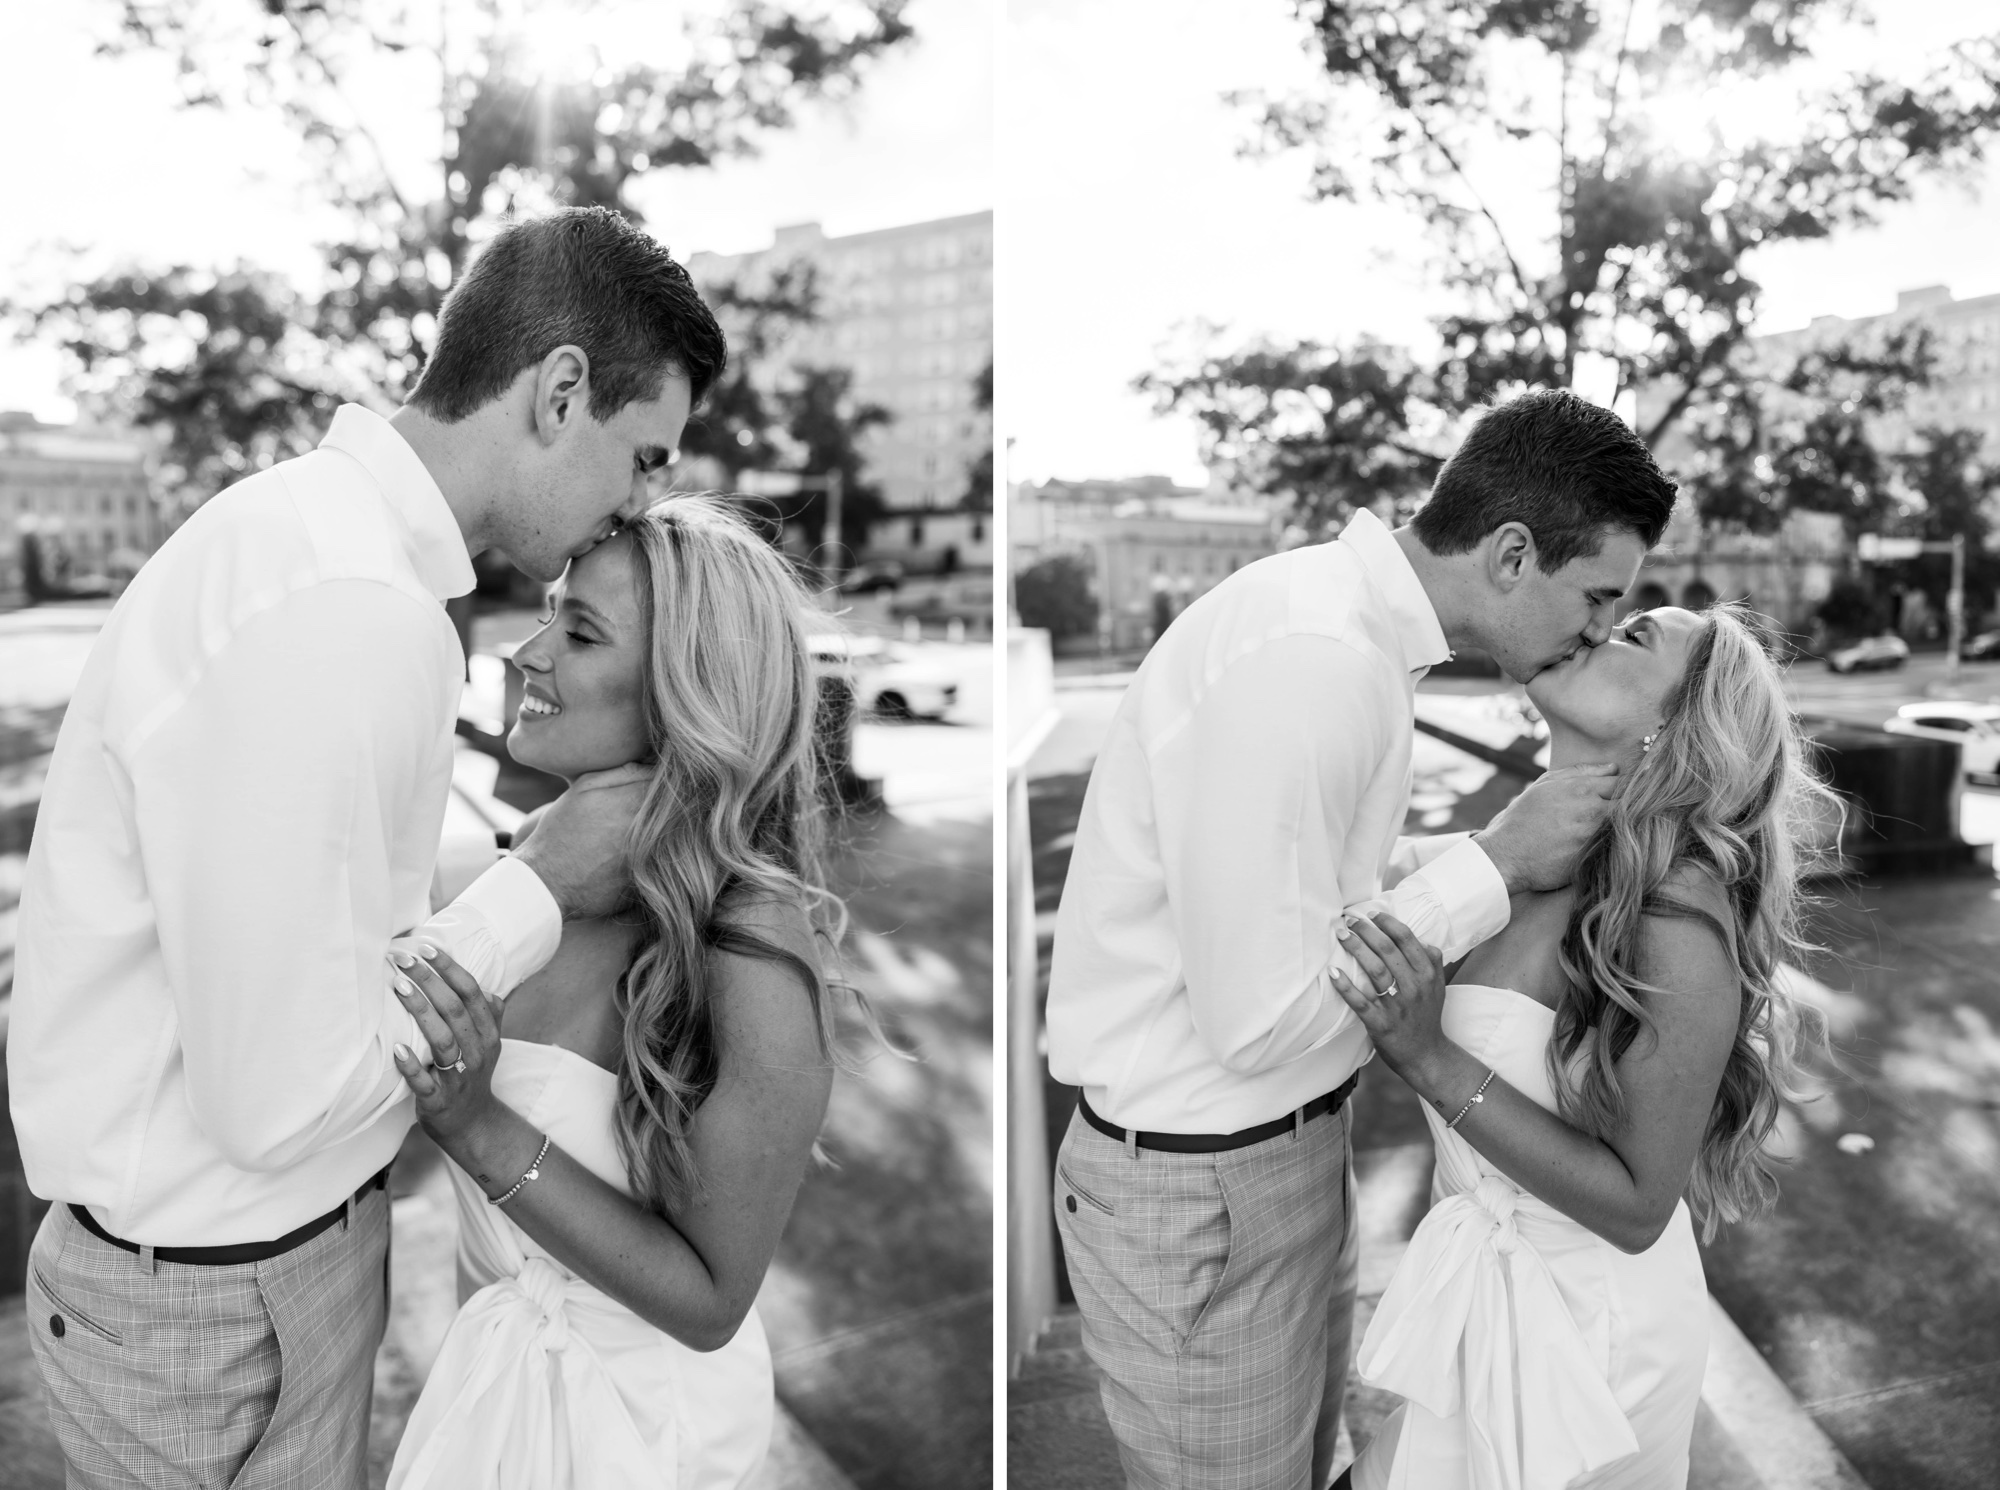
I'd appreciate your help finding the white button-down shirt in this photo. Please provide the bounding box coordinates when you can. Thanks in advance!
[1045,510,1512,1134]
[10,406,562,1245]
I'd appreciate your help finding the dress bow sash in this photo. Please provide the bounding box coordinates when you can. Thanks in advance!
[1356,1176,1640,1490]
[387,1257,675,1490]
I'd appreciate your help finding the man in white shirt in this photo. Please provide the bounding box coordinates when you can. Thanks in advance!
[1046,389,1680,1489]
[9,207,726,1489]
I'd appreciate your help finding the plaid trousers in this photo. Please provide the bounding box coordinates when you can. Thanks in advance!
[26,1186,391,1489]
[1054,1100,1360,1490]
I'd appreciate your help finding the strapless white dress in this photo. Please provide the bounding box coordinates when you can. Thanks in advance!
[1351,986,1709,1490]
[388,1039,775,1490]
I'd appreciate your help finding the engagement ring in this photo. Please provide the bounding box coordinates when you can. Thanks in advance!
[437,1058,468,1074]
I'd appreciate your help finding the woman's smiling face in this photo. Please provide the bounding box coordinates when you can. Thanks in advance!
[506,534,652,781]
[1525,605,1706,753]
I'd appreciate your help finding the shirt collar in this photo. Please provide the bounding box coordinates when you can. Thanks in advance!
[317,405,476,602]
[1337,508,1452,673]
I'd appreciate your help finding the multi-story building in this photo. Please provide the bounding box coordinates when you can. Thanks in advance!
[0,412,158,606]
[1012,476,1278,650]
[1627,285,2000,631]
[688,212,994,542]
[1752,285,2000,455]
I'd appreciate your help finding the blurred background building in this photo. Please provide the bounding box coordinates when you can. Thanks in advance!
[0,412,158,606]
[1010,475,1277,654]
[1756,286,2000,453]
[691,211,994,572]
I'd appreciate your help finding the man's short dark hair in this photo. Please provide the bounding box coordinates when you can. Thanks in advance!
[1411,388,1677,571]
[408,207,727,423]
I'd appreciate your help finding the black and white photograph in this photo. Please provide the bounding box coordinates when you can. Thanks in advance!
[0,1,992,1487]
[1006,3,2000,1489]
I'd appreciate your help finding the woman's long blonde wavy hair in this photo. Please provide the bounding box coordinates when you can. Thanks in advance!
[1551,602,1836,1241]
[610,494,846,1214]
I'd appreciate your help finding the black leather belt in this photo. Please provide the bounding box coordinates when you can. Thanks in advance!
[68,1166,390,1267]
[1078,1073,1360,1154]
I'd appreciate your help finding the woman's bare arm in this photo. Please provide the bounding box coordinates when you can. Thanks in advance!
[395,909,833,1350]
[1339,871,1741,1253]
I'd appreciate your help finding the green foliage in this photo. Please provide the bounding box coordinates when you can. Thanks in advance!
[13,265,348,515]
[1014,552,1099,640]
[1674,324,1937,535]
[1901,424,2000,547]
[1815,572,1885,640]
[1136,334,1440,540]
[1179,0,2000,532]
[961,358,993,512]
[7,0,914,514]
[774,365,893,551]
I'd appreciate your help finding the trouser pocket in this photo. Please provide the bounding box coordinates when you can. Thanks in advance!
[28,1260,126,1346]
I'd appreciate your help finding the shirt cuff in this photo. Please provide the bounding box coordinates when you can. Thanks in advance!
[416,855,563,999]
[1408,837,1512,957]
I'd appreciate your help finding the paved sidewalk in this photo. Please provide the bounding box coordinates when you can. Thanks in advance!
[1014,672,2000,1488]
[0,600,992,1490]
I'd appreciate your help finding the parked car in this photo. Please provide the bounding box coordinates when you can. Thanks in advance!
[1884,702,2000,784]
[838,560,905,594]
[807,632,959,720]
[1961,629,2000,661]
[1826,634,1910,673]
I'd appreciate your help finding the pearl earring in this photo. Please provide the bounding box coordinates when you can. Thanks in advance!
[1641,730,1659,755]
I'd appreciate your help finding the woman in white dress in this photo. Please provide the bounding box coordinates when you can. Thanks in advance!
[380,496,847,1488]
[1332,602,1833,1490]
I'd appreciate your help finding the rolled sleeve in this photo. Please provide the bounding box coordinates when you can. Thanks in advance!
[409,854,563,998]
[1358,836,1511,964]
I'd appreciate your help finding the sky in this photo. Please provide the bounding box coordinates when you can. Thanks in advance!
[1004,0,2000,486]
[0,0,994,422]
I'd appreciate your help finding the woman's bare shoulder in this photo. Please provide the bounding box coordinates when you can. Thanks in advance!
[1639,863,1742,1022]
[714,889,821,966]
[709,892,831,1073]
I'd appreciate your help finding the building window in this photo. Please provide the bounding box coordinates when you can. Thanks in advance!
[910,519,925,547]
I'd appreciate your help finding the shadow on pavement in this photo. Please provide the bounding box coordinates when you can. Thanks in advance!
[1701,873,2000,1490]
[1022,718,2000,1489]
[759,806,994,1490]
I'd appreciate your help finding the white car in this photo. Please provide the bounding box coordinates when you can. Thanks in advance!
[807,633,959,720]
[1884,702,2000,784]
[1826,634,1911,673]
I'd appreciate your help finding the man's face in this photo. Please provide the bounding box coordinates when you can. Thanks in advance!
[503,372,693,582]
[1484,525,1648,684]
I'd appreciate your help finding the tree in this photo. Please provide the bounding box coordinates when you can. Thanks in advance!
[1136,333,1443,539]
[1014,552,1099,641]
[773,365,893,553]
[1897,424,2000,624]
[1238,0,1999,443]
[7,0,914,519]
[961,358,993,512]
[1672,324,1937,535]
[1178,1,2000,532]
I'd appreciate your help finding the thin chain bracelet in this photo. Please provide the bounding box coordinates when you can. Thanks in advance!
[490,1132,552,1206]
[1445,1069,1495,1130]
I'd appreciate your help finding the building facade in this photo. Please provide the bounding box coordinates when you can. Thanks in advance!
[1012,476,1278,651]
[1752,285,2000,456]
[689,212,994,527]
[1625,500,1846,634]
[0,413,158,606]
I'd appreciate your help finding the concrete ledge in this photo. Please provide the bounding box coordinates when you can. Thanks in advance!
[1701,1297,1870,1490]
